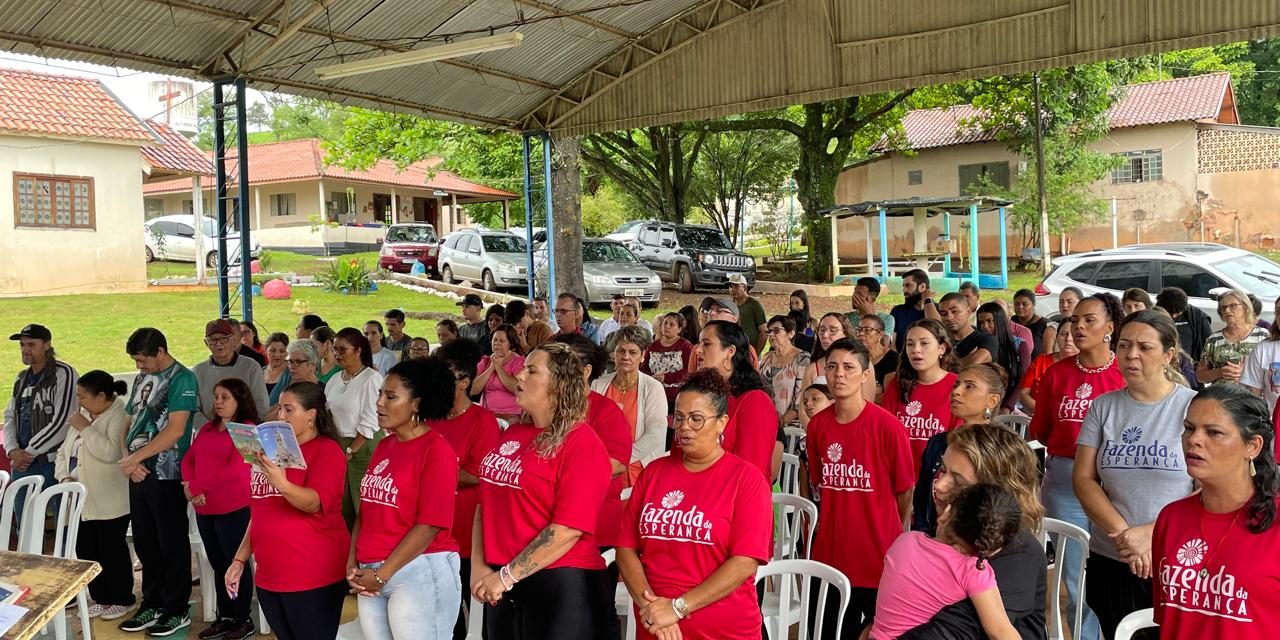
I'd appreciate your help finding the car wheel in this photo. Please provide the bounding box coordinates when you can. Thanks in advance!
[442,265,454,284]
[482,269,498,291]
[677,264,694,293]
[206,251,219,269]
[145,246,154,263]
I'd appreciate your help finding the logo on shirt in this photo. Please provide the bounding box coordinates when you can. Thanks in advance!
[372,458,389,474]
[1056,384,1096,422]
[480,440,525,488]
[1075,383,1093,399]
[249,469,281,499]
[1100,425,1183,471]
[639,488,712,545]
[360,464,400,508]
[826,443,843,463]
[821,444,872,492]
[499,441,521,456]
[898,401,944,442]
[1122,426,1142,444]
[1159,537,1252,622]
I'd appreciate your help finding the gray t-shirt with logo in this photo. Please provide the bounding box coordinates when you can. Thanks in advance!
[1077,385,1197,560]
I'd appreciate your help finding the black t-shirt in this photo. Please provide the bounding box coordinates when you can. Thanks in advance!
[238,344,266,366]
[1016,316,1049,360]
[891,304,925,348]
[955,329,999,361]
[874,350,899,387]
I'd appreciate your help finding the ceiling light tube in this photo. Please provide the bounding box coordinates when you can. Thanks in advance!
[315,32,525,80]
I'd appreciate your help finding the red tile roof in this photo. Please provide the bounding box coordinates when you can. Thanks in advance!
[881,73,1235,152]
[0,68,156,143]
[142,121,213,177]
[142,138,515,200]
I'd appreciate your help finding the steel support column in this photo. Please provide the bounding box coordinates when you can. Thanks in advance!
[212,78,254,321]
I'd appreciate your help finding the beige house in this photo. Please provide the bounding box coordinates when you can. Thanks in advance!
[0,68,210,297]
[142,138,517,252]
[836,73,1280,259]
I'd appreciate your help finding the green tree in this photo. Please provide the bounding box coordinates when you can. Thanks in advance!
[580,185,629,237]
[580,124,707,223]
[1237,39,1280,127]
[690,127,796,246]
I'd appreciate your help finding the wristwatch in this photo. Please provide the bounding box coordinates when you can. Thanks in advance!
[923,297,935,306]
[673,596,690,619]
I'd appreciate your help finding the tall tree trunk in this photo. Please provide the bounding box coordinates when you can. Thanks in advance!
[550,134,586,300]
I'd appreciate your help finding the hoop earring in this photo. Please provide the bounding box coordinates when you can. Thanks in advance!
[717,432,725,446]
[1250,457,1257,478]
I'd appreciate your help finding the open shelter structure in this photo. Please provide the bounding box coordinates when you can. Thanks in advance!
[1,0,1277,315]
[825,196,1013,292]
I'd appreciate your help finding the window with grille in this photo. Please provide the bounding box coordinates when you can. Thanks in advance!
[1111,150,1163,183]
[270,193,297,216]
[14,173,95,229]
[907,170,923,185]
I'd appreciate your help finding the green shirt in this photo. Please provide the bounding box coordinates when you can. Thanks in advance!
[738,296,768,348]
[125,360,199,481]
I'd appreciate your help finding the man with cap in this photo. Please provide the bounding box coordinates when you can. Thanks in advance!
[728,273,767,353]
[456,293,490,346]
[295,314,327,339]
[4,323,77,518]
[695,297,762,369]
[191,319,269,427]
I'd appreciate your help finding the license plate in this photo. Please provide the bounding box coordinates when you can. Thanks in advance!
[624,288,643,297]
[401,258,417,264]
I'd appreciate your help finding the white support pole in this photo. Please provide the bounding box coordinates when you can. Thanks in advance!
[864,216,874,277]
[912,206,928,270]
[830,215,839,282]
[391,187,398,224]
[193,175,206,283]
[254,187,262,232]
[1111,197,1118,248]
[451,193,459,227]
[317,180,326,221]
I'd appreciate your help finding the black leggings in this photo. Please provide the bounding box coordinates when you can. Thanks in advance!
[483,566,610,639]
[196,508,253,622]
[1087,554,1158,640]
[256,580,347,640]
[77,515,135,607]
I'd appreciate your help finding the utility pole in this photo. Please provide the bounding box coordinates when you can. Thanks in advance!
[1034,72,1051,273]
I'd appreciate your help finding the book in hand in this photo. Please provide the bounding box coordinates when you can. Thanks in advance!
[228,421,307,470]
[0,581,29,606]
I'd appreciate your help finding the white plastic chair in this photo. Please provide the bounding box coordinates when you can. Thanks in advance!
[188,503,219,622]
[772,493,817,561]
[782,426,805,454]
[24,482,89,640]
[1114,608,1157,640]
[1,474,45,552]
[598,548,637,640]
[993,414,1030,439]
[1041,518,1090,640]
[337,619,367,639]
[756,559,851,640]
[0,470,9,498]
[778,453,801,495]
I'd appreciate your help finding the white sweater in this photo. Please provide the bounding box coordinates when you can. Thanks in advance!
[590,371,668,465]
[325,368,383,439]
[54,398,130,521]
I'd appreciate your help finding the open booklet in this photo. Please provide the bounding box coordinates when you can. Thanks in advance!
[0,581,28,607]
[227,421,308,470]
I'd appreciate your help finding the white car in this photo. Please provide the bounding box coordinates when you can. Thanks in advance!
[144,215,262,268]
[605,220,649,247]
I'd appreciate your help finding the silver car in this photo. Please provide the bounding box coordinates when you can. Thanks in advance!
[438,229,529,291]
[536,239,662,307]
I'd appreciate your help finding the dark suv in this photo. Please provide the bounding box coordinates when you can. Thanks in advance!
[629,222,756,292]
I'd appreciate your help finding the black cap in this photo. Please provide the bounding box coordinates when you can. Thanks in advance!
[457,293,484,307]
[10,324,52,341]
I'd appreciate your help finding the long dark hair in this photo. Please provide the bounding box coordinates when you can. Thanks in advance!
[212,378,261,426]
[789,289,812,332]
[280,381,341,442]
[77,370,127,400]
[386,359,456,421]
[335,327,374,369]
[703,320,768,397]
[896,319,956,404]
[1192,384,1278,534]
[977,302,1022,404]
[242,321,263,348]
[677,305,701,344]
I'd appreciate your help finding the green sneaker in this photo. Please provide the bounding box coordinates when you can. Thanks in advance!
[118,608,162,632]
[148,613,192,637]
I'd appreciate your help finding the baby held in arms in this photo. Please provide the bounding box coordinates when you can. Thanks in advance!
[863,484,1023,640]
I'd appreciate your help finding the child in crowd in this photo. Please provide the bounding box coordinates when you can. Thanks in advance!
[865,484,1023,640]
[797,383,832,500]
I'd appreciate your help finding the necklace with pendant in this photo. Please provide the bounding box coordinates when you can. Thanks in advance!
[1197,499,1243,579]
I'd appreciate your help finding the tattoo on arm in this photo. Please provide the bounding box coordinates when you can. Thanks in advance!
[509,526,556,581]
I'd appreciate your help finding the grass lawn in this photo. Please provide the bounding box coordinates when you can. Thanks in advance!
[146,250,381,280]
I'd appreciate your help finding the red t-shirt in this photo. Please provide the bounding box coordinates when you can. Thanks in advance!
[1028,357,1125,458]
[249,436,350,592]
[619,453,772,640]
[356,429,460,563]
[724,390,778,481]
[478,422,612,569]
[1153,495,1280,640]
[431,404,501,558]
[181,421,251,516]
[588,391,633,547]
[882,373,960,475]
[806,402,914,588]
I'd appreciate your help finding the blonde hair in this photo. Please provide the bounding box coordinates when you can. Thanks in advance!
[947,425,1044,533]
[1218,290,1256,325]
[531,342,588,456]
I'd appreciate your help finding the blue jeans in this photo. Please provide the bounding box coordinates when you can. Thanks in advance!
[357,552,461,640]
[11,457,57,528]
[1043,456,1100,640]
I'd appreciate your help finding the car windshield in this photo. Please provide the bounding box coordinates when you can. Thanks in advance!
[1212,253,1280,298]
[482,235,527,253]
[614,220,644,234]
[676,226,731,249]
[386,226,436,244]
[583,242,637,263]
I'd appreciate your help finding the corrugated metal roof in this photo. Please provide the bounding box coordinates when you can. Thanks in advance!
[0,0,1275,135]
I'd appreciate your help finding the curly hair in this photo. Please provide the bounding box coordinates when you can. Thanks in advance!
[678,369,732,417]
[896,319,957,404]
[386,358,456,421]
[1079,293,1124,353]
[946,483,1024,569]
[1192,384,1278,533]
[530,342,589,456]
[946,425,1044,533]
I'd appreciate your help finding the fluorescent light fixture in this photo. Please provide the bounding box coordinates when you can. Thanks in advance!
[315,32,525,80]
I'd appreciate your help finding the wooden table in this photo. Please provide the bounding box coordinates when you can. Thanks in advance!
[0,551,99,640]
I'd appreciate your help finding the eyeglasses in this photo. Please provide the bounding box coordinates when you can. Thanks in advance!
[672,413,722,431]
[285,359,311,367]
[766,328,787,335]
[334,346,354,355]
[1218,302,1244,313]
[855,327,881,334]
[553,308,574,315]
[205,335,233,346]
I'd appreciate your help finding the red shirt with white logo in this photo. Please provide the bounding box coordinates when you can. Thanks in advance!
[478,422,612,569]
[356,429,460,563]
[882,373,960,475]
[431,404,501,558]
[724,389,778,481]
[1028,357,1124,458]
[1153,495,1280,640]
[807,402,915,588]
[249,436,350,592]
[619,452,772,640]
[588,391,633,547]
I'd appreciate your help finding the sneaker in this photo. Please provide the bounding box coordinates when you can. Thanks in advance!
[222,620,255,640]
[119,608,162,632]
[148,613,192,637]
[198,619,233,640]
[101,605,133,621]
[87,604,105,618]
